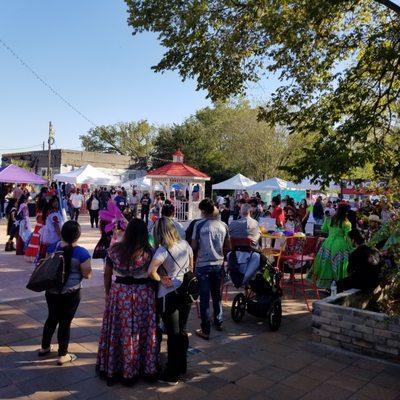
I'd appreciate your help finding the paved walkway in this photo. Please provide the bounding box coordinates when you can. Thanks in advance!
[0,216,400,399]
[0,217,104,302]
[1,286,400,400]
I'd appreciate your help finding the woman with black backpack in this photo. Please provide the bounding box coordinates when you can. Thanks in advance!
[148,217,194,385]
[38,220,92,365]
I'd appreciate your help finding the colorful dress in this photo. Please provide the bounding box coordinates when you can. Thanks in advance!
[38,210,62,259]
[16,203,31,255]
[96,247,158,381]
[310,218,353,289]
[25,212,44,262]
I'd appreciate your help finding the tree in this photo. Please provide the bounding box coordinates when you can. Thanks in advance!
[10,159,30,170]
[125,0,400,184]
[154,101,299,182]
[80,121,156,167]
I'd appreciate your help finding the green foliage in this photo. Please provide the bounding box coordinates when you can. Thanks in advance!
[79,121,156,167]
[153,102,301,182]
[125,0,400,185]
[10,159,30,170]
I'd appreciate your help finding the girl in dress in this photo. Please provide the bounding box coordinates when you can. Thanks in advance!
[15,195,31,255]
[38,196,62,260]
[93,200,127,259]
[96,219,158,386]
[310,203,353,289]
[25,187,48,262]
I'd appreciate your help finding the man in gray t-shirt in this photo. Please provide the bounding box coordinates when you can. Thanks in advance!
[228,203,260,246]
[191,199,229,340]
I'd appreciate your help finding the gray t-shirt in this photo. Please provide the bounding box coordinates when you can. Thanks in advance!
[228,216,260,245]
[192,218,229,269]
[153,240,193,298]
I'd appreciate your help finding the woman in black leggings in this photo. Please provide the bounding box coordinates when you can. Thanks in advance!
[148,217,194,385]
[38,220,92,365]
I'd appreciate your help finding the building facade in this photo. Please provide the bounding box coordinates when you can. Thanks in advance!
[1,149,146,182]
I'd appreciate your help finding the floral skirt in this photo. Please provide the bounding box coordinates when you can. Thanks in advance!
[96,282,158,380]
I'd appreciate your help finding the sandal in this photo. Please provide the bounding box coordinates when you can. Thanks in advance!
[57,353,77,365]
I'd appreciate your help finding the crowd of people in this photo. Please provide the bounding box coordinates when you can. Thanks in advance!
[2,181,399,387]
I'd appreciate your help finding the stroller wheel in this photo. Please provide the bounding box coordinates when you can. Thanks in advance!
[267,299,282,331]
[231,293,246,323]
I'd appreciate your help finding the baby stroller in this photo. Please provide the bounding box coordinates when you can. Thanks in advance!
[227,239,283,331]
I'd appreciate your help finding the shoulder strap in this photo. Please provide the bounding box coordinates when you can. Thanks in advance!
[166,247,189,278]
[195,219,208,241]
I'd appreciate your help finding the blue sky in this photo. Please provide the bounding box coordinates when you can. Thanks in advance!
[0,1,275,154]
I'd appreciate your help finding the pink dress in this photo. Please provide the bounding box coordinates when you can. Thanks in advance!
[96,247,158,381]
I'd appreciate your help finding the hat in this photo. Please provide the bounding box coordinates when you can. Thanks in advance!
[368,215,381,223]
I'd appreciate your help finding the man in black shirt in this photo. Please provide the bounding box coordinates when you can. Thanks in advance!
[140,193,151,225]
[337,230,383,292]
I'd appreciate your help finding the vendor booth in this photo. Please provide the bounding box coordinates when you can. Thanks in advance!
[212,173,256,191]
[146,150,210,221]
[0,165,47,217]
[54,164,120,186]
[122,176,163,192]
[247,177,306,203]
[0,164,47,184]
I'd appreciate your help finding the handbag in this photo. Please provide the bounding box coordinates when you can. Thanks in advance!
[166,248,200,303]
[26,251,66,292]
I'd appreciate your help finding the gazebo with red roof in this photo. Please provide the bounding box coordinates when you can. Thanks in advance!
[146,150,210,220]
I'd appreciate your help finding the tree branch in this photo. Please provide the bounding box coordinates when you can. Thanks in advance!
[373,0,400,15]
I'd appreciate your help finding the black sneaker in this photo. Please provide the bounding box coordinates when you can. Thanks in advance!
[195,329,210,340]
[215,324,223,332]
[158,373,179,386]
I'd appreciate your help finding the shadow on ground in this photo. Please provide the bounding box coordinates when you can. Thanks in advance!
[1,285,400,400]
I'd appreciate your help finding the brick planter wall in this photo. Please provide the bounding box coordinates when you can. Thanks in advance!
[312,289,400,362]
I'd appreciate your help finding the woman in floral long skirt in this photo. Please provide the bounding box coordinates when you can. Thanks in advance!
[96,218,158,386]
[310,203,353,289]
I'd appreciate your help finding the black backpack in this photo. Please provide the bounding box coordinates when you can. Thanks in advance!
[166,248,200,303]
[26,251,66,292]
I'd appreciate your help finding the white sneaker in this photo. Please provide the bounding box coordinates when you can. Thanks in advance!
[57,353,77,365]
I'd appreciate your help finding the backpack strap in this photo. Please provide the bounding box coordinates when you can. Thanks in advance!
[166,248,189,278]
[194,219,208,241]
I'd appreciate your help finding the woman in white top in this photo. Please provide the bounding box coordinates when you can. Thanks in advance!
[148,217,193,385]
[87,192,100,228]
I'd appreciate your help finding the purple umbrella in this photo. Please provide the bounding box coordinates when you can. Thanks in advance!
[0,164,47,184]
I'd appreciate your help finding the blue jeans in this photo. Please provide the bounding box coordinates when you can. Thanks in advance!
[196,265,223,335]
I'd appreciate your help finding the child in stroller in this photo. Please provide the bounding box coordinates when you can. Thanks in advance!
[227,240,283,331]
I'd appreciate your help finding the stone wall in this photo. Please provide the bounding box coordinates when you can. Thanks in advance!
[312,290,400,363]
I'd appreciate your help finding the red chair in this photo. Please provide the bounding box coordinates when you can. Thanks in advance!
[280,236,320,311]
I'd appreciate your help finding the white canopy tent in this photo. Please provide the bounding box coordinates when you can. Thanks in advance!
[54,164,120,186]
[122,176,163,191]
[212,173,256,190]
[247,177,299,192]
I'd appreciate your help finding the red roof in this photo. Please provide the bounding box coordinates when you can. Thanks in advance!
[147,162,210,179]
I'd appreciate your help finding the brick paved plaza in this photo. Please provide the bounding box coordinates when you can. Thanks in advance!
[1,217,399,400]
